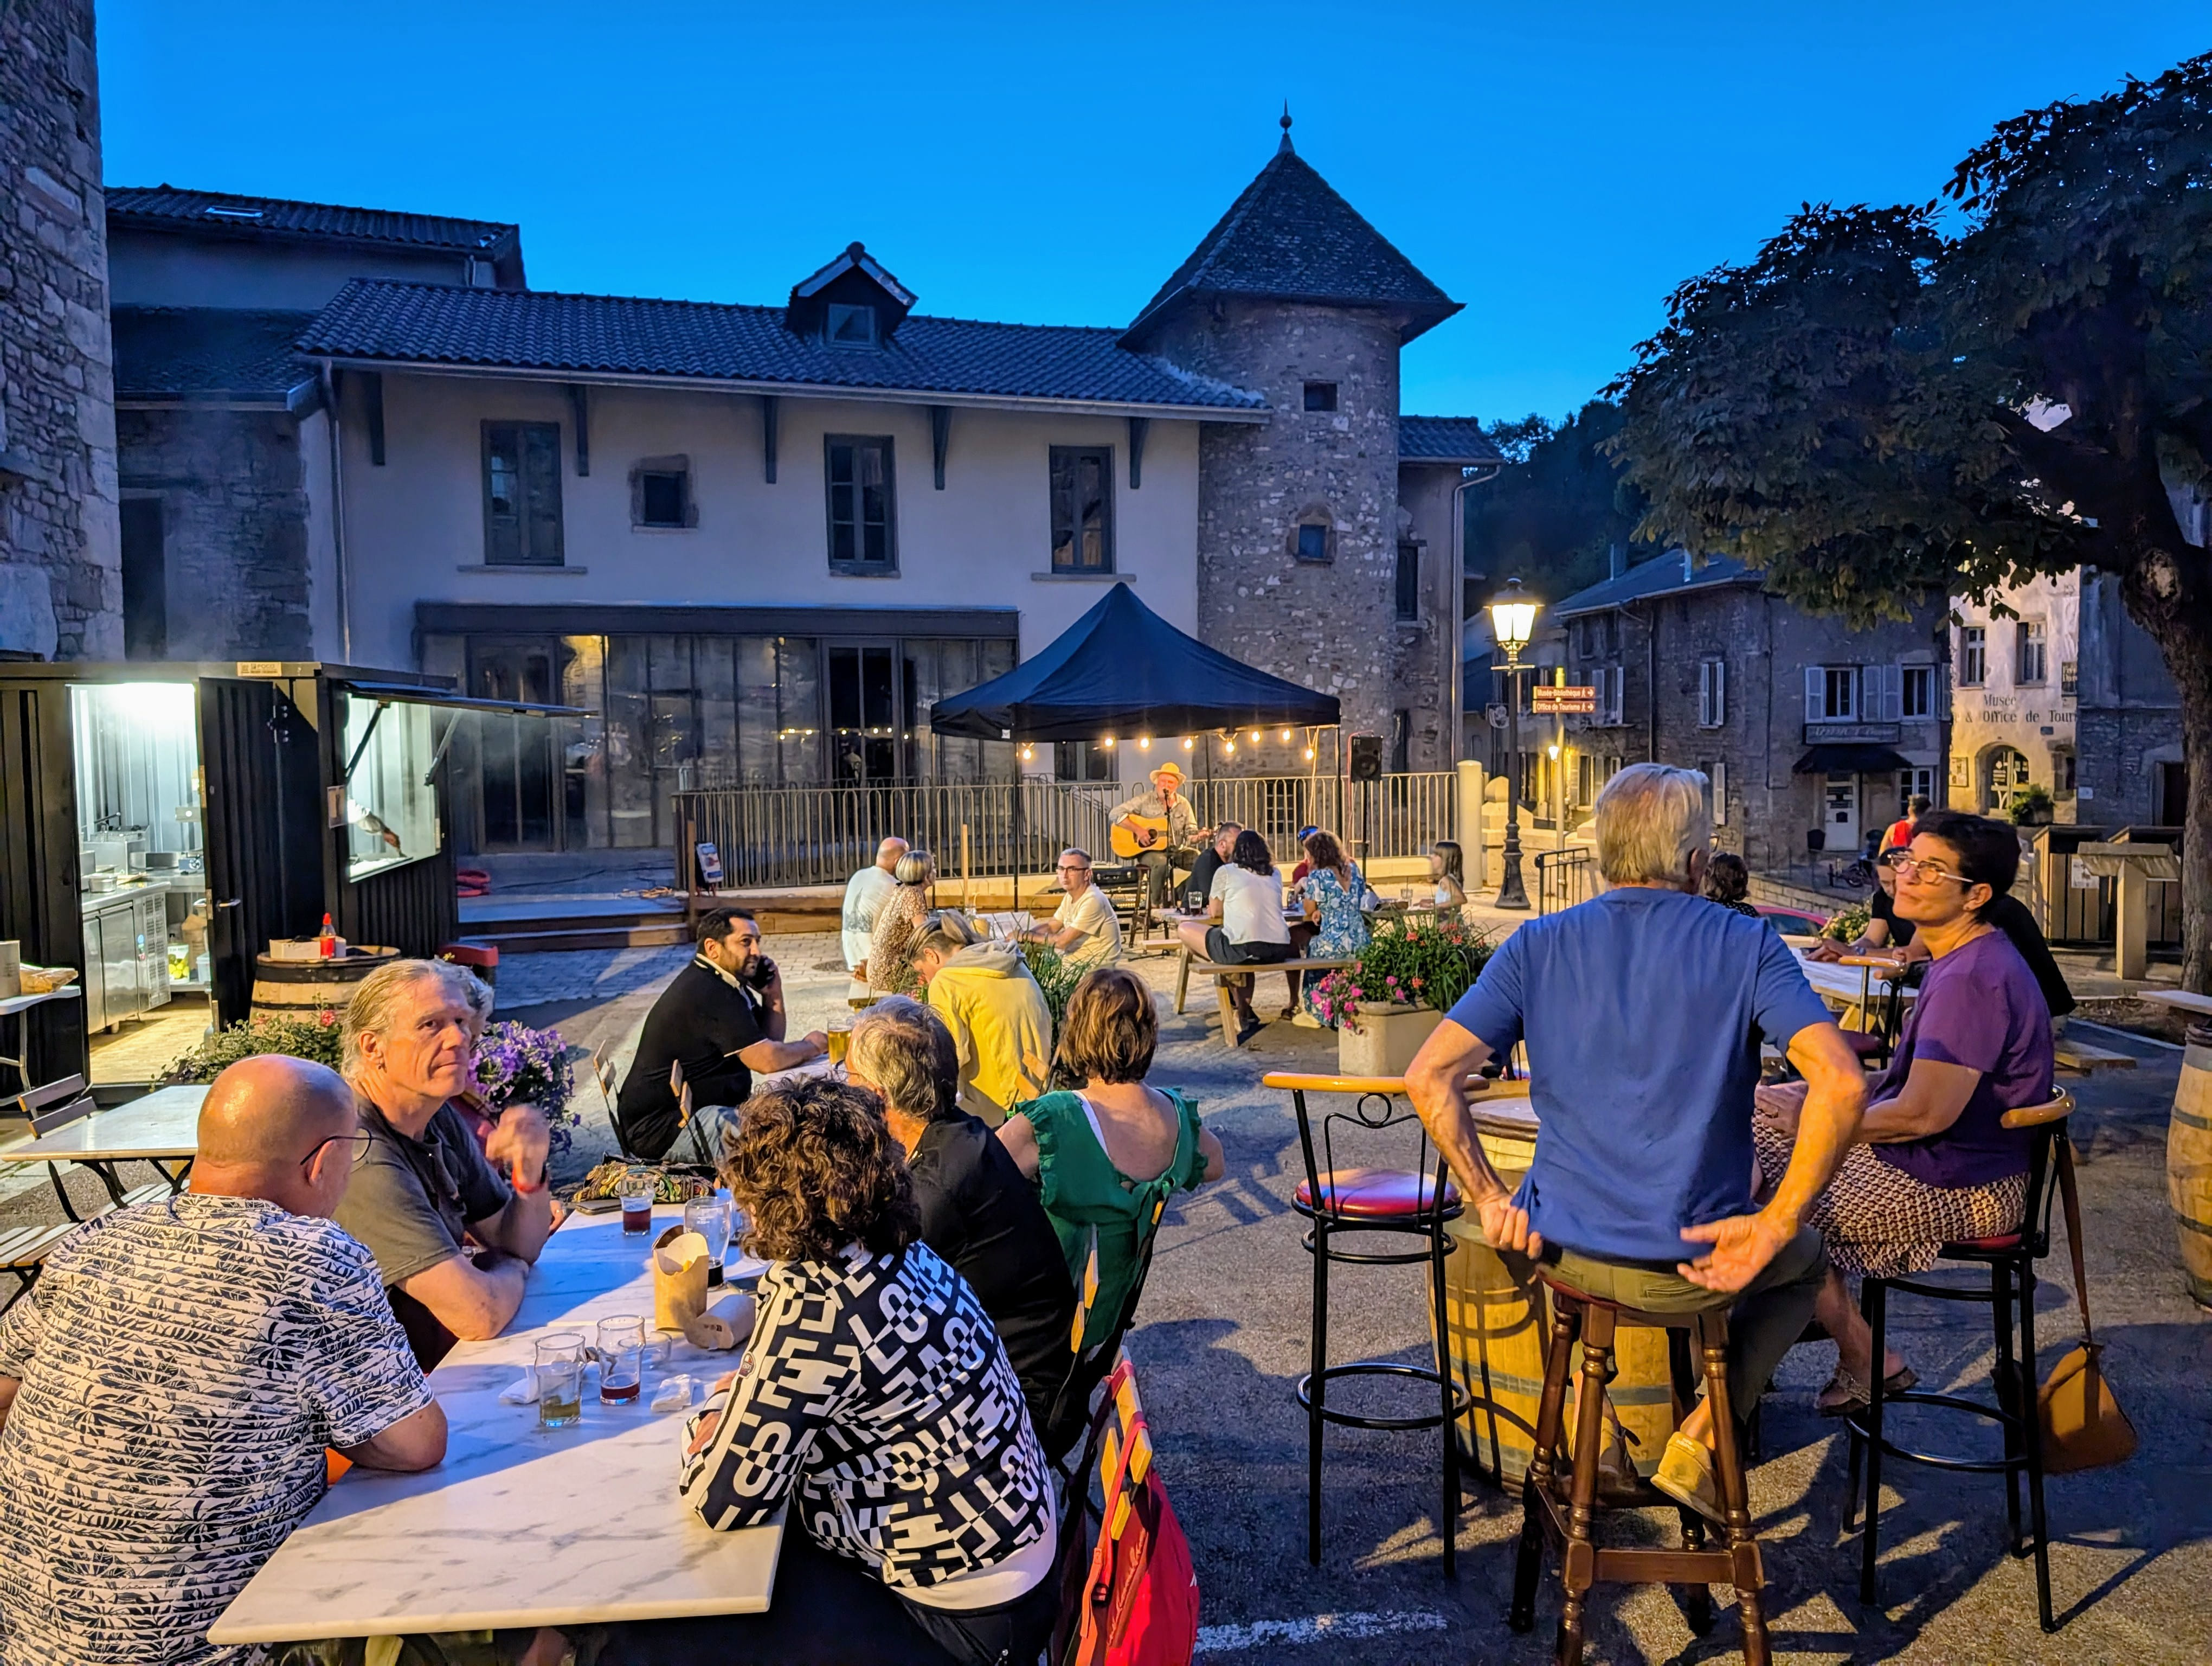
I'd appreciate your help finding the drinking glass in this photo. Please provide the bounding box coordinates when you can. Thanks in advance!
[596,1315,645,1405]
[684,1195,732,1285]
[619,1169,655,1235]
[536,1334,585,1429]
[826,1026,851,1067]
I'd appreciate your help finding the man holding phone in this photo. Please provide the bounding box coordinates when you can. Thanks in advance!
[618,908,828,1162]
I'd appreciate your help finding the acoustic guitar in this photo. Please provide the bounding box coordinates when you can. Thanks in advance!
[1109,816,1206,860]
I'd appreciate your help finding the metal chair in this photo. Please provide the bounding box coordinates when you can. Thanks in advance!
[592,1046,643,1162]
[1266,1071,1469,1575]
[1846,1087,2078,1632]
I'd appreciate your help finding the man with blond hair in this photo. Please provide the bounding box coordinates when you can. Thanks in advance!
[1406,762,1867,1520]
[337,957,555,1367]
[0,1056,445,1662]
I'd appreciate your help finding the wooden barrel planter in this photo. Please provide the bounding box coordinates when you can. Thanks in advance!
[250,946,400,1027]
[2167,1021,2212,1308]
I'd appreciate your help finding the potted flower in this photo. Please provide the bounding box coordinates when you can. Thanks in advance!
[1308,917,1493,1077]
[463,1019,583,1158]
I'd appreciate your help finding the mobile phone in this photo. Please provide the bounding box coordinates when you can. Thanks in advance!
[744,954,777,991]
[575,1195,621,1215]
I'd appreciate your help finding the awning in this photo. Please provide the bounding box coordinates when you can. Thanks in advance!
[1792,743,1917,775]
[334,679,594,719]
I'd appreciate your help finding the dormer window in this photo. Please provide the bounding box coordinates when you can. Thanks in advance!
[826,303,878,347]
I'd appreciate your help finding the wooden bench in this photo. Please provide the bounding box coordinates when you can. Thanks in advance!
[1173,947,1357,1048]
[2054,1038,2137,1075]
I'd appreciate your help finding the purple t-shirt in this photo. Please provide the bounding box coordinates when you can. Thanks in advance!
[1870,928,2053,1190]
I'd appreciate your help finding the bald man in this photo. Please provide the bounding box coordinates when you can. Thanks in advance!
[843,835,910,992]
[0,1056,445,1664]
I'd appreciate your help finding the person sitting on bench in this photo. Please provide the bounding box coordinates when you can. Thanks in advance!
[1176,830,1293,1047]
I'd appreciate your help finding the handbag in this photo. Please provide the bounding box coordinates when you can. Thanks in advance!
[2036,1137,2137,1473]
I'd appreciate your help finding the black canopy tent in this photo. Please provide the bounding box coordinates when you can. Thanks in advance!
[930,581,1340,742]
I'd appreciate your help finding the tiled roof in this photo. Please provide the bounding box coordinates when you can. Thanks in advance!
[1125,137,1461,346]
[1552,553,1761,618]
[112,306,319,402]
[297,280,1269,414]
[107,185,517,254]
[1399,416,1505,465]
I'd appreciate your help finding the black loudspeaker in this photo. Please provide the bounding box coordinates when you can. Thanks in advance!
[1348,733,1384,781]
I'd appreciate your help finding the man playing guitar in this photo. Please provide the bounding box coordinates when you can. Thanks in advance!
[1109,761,1206,912]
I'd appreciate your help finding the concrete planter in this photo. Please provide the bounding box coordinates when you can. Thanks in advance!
[1338,1003,1445,1078]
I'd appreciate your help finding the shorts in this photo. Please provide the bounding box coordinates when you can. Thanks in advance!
[1206,928,1293,966]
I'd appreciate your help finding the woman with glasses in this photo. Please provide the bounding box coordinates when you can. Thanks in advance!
[1752,810,2056,1415]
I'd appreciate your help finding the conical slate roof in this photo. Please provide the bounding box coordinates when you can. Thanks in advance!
[1123,123,1461,347]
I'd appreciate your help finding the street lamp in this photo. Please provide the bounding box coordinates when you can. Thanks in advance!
[1488,576,1540,910]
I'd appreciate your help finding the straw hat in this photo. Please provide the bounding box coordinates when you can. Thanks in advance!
[1150,761,1187,787]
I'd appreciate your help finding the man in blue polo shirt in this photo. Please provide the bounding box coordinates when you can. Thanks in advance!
[1407,762,1867,1518]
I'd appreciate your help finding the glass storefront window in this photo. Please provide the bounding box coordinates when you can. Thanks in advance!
[340,695,444,879]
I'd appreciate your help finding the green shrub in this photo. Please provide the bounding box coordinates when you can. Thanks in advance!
[1308,916,1494,1024]
[1018,940,1084,1030]
[2007,783,2055,825]
[163,1015,343,1084]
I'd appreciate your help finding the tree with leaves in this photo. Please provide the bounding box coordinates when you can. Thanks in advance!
[1610,51,2212,992]
[1463,401,1656,604]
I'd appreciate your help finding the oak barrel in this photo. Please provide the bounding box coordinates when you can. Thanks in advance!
[249,946,400,1026]
[1434,1111,1677,1488]
[2166,1023,2212,1307]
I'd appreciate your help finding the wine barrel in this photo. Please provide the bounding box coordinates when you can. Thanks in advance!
[249,946,400,1026]
[2166,1022,2212,1307]
[1434,1105,1676,1488]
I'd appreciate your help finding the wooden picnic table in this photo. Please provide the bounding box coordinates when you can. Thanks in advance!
[210,1206,783,1645]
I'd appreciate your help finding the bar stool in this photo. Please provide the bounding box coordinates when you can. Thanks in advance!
[1266,1071,1470,1575]
[1510,1280,1770,1666]
[1846,1087,2076,1632]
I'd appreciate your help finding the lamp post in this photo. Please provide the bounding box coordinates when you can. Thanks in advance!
[1488,576,1540,910]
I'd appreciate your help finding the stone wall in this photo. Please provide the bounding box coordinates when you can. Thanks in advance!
[0,0,118,659]
[116,407,314,657]
[1150,299,1416,770]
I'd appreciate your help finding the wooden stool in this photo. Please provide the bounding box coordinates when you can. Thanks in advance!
[1510,1278,1770,1666]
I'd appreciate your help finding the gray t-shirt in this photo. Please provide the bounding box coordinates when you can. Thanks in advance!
[336,1094,511,1364]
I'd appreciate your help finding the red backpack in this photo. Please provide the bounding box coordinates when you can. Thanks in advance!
[1056,1359,1200,1666]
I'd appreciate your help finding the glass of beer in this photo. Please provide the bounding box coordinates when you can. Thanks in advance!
[684,1195,732,1285]
[596,1315,645,1405]
[827,1025,851,1067]
[536,1334,585,1429]
[618,1169,655,1235]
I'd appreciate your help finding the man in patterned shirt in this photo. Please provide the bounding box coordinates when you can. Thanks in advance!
[0,1055,446,1664]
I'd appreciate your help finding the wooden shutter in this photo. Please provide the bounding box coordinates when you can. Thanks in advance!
[523,424,564,565]
[1881,664,1903,721]
[1804,665,1825,719]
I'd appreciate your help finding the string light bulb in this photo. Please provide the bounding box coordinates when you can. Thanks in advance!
[1137,734,1151,750]
[1280,728,1291,743]
[1101,734,1115,748]
[1303,746,1316,761]
[1223,739,1236,756]
[1019,744,1034,762]
[1182,736,1194,750]
[1249,729,1261,744]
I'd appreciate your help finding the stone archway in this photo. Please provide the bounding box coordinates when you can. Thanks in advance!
[1981,745,2030,814]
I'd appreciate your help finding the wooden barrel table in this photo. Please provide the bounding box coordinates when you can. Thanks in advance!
[249,946,399,1026]
[2168,1020,2212,1307]
[1433,1086,1678,1489]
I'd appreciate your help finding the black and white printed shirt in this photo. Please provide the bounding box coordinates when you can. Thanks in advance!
[0,1194,432,1665]
[679,1241,1054,1592]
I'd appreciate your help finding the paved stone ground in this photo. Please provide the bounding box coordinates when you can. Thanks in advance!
[490,926,2211,1664]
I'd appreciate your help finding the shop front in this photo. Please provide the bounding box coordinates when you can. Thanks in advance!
[0,661,576,1087]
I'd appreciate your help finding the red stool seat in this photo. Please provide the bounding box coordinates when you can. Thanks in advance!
[1294,1168,1458,1219]
[1945,1231,2022,1251]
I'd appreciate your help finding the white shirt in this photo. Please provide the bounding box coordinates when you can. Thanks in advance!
[1053,886,1123,967]
[841,864,899,970]
[1211,864,1291,946]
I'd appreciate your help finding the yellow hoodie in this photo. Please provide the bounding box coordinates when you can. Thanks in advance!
[924,941,1052,1126]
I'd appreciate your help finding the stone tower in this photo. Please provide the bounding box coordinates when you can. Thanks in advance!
[0,0,119,659]
[1122,114,1460,770]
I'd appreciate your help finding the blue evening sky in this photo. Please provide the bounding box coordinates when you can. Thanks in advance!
[100,2,2207,422]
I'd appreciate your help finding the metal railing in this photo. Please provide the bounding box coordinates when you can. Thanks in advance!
[1534,847,1597,916]
[673,772,1461,891]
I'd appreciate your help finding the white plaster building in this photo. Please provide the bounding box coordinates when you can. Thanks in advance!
[1946,571,2079,819]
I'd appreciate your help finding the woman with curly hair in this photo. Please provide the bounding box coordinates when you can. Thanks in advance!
[596,1077,1057,1666]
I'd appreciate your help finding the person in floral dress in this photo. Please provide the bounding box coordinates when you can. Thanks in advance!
[1295,829,1370,1024]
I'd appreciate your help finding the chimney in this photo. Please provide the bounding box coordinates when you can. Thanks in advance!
[1607,542,1624,581]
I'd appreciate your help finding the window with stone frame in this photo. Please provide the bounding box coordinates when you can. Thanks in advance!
[2016,618,2048,684]
[1697,657,1727,728]
[1049,446,1114,572]
[1303,381,1338,412]
[1292,509,1335,563]
[825,435,897,571]
[631,456,696,529]
[1394,542,1420,620]
[1959,625,1987,685]
[483,421,564,566]
[1900,663,1934,719]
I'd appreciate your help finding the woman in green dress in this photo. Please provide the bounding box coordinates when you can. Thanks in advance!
[997,966,1225,1351]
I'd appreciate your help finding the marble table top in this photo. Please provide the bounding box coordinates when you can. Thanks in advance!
[0,984,81,1020]
[210,1207,782,1642]
[2142,989,2212,1018]
[1793,949,1918,1009]
[0,1084,205,1162]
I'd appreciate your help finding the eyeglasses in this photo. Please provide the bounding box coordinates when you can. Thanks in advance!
[1057,862,1090,874]
[1881,852,1973,886]
[301,1129,376,1171]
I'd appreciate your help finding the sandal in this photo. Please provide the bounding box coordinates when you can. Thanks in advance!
[1817,1362,1920,1418]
